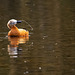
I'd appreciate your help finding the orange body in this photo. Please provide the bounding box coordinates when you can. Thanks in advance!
[8,25,29,37]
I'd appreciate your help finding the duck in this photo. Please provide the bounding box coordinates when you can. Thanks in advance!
[7,19,29,37]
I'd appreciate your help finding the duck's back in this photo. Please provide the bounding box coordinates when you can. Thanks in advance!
[18,29,29,37]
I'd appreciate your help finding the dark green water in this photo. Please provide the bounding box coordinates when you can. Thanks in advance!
[0,0,75,75]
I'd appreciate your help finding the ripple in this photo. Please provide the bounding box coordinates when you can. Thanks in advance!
[39,67,42,70]
[24,71,29,74]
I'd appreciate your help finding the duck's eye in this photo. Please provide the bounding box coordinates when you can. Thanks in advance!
[10,21,17,25]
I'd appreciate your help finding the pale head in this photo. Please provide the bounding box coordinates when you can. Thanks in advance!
[7,19,17,29]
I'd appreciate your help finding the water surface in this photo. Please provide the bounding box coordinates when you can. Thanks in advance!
[0,0,75,75]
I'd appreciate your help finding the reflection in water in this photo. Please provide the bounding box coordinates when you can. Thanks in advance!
[8,37,29,58]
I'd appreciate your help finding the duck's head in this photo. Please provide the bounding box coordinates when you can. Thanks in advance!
[7,19,22,29]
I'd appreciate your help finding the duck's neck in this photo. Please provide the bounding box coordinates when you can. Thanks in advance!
[11,25,18,30]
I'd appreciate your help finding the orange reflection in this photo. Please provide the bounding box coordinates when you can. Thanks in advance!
[8,36,29,58]
[8,36,29,46]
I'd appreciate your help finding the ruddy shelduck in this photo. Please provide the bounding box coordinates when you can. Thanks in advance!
[7,19,29,37]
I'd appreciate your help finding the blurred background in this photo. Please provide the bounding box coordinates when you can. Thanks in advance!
[0,0,75,75]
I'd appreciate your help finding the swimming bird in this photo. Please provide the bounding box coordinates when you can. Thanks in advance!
[7,19,29,37]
